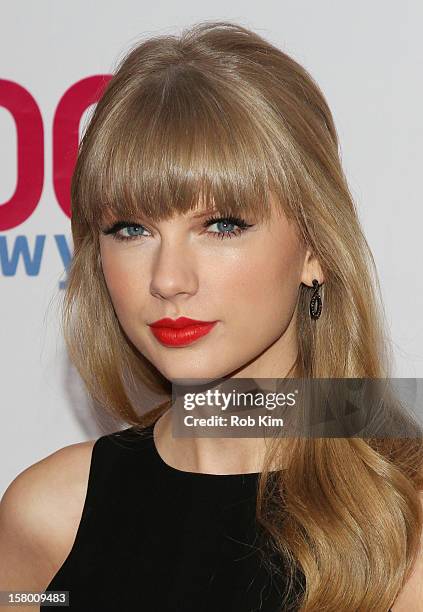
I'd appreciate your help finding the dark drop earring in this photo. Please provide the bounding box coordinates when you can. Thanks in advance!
[309,279,322,320]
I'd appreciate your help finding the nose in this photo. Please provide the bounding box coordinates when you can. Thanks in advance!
[149,239,198,300]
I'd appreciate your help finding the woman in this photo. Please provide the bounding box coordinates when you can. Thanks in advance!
[1,20,422,612]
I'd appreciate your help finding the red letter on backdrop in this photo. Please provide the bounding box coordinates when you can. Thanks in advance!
[0,79,44,231]
[53,75,111,219]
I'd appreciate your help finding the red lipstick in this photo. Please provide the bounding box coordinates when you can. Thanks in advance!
[148,317,218,347]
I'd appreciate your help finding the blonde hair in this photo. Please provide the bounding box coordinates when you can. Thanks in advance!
[62,21,423,611]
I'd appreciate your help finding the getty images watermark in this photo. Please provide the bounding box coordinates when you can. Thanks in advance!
[169,378,423,439]
[182,385,296,428]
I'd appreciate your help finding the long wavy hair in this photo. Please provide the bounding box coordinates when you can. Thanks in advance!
[62,21,423,611]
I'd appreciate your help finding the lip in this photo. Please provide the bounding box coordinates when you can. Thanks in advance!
[148,317,218,347]
[149,316,217,329]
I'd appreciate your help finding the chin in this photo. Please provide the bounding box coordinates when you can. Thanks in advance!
[162,371,223,385]
[157,363,229,386]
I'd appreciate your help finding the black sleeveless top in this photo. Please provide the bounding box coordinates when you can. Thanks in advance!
[42,421,392,611]
[42,420,305,611]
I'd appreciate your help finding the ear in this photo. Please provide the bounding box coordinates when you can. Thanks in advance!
[300,248,324,287]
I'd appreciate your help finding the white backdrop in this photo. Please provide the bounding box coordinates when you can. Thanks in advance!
[1,0,422,497]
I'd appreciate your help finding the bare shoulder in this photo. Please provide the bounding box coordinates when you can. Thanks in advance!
[391,489,423,611]
[0,438,96,591]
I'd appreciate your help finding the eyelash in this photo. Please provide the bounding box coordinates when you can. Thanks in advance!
[101,215,254,243]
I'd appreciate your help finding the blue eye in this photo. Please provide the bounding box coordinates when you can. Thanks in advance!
[203,215,253,240]
[101,222,148,242]
[101,215,253,243]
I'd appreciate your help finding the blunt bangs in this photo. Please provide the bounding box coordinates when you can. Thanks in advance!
[74,64,298,233]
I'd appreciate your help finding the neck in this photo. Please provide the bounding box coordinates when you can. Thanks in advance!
[153,408,285,475]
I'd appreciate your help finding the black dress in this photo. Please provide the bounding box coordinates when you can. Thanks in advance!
[42,420,392,611]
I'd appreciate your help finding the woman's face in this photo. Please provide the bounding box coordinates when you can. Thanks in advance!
[99,193,322,382]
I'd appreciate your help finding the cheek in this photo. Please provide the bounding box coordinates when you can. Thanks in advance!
[224,245,301,336]
[99,245,147,320]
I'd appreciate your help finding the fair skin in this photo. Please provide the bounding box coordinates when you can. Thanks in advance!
[98,194,320,474]
[0,195,421,610]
